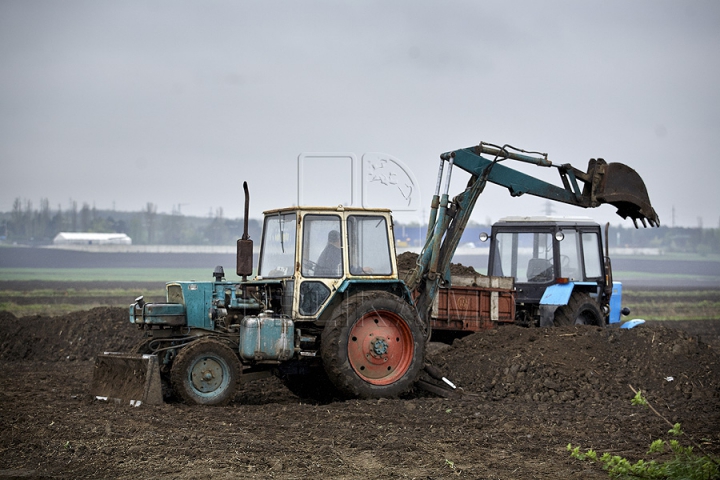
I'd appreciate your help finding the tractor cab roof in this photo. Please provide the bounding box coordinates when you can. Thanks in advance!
[263,205,392,216]
[495,216,599,228]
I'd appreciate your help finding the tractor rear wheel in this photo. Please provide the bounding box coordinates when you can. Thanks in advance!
[321,291,424,399]
[170,338,241,406]
[554,292,604,327]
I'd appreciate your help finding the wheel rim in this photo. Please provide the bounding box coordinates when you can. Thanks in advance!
[188,354,230,397]
[347,310,415,386]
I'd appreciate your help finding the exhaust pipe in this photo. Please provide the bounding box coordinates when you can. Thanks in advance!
[236,182,253,279]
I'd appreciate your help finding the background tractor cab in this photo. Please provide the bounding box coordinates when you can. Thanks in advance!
[485,216,624,328]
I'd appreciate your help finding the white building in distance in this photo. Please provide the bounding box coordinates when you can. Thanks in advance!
[53,232,132,245]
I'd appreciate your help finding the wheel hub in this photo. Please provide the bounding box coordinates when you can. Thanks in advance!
[371,338,389,356]
[347,311,414,385]
[190,358,224,393]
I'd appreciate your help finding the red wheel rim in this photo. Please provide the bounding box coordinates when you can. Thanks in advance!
[347,310,415,386]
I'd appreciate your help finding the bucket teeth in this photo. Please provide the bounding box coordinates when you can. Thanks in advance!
[596,162,660,228]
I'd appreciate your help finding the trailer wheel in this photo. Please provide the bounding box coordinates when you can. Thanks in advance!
[554,292,604,327]
[321,291,425,399]
[170,338,241,406]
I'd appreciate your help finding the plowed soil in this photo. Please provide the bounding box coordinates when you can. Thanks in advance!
[1,306,719,479]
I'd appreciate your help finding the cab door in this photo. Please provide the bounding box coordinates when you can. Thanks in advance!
[296,213,344,318]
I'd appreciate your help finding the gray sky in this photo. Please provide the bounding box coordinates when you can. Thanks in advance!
[1,0,719,228]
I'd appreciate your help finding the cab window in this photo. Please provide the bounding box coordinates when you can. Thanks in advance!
[259,213,297,278]
[559,230,581,280]
[347,215,392,275]
[302,215,343,278]
[493,231,554,283]
[582,232,603,278]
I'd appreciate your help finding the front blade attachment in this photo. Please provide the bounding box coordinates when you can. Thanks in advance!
[89,352,164,406]
[596,162,660,228]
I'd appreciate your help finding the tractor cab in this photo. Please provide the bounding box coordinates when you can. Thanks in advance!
[249,206,401,321]
[486,216,609,326]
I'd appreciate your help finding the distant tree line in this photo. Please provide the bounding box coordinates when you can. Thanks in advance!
[0,199,261,246]
[1,198,719,254]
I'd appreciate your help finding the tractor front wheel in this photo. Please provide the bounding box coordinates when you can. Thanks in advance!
[321,291,425,399]
[554,292,604,327]
[170,338,241,406]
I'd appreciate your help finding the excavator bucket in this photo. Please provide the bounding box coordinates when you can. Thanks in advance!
[595,162,660,228]
[89,352,164,405]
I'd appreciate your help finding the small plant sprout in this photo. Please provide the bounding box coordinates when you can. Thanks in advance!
[631,389,648,407]
[567,387,720,479]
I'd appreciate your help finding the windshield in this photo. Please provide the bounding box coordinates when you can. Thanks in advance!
[259,213,297,278]
[492,231,554,283]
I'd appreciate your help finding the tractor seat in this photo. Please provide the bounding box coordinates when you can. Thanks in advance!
[527,258,553,283]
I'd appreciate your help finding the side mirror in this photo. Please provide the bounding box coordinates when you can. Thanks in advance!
[236,239,253,277]
[478,232,489,242]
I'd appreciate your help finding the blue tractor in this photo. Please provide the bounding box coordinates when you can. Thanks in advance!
[485,216,630,328]
[91,142,658,405]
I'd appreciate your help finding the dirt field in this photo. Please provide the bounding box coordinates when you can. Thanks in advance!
[1,300,719,478]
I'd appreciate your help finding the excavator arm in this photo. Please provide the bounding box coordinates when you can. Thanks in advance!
[450,143,659,227]
[407,142,659,331]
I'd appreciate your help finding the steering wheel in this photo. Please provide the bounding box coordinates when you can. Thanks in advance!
[302,259,317,273]
[560,255,571,269]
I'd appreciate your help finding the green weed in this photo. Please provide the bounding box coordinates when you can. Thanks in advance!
[568,389,719,479]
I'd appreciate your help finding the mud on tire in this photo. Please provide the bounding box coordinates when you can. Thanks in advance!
[321,291,425,399]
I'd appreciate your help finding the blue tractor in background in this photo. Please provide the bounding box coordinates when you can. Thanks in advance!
[484,216,630,328]
[91,142,658,406]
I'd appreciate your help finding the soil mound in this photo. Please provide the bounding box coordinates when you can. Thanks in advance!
[430,324,719,414]
[397,251,478,276]
[0,305,718,479]
[0,307,143,362]
[2,306,717,416]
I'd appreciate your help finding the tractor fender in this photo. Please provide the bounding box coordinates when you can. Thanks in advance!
[539,282,575,306]
[539,283,575,327]
[539,281,599,306]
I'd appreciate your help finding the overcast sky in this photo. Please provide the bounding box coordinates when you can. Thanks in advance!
[1,0,719,229]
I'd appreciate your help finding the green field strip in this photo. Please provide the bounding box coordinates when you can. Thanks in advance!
[0,268,247,283]
[612,270,720,282]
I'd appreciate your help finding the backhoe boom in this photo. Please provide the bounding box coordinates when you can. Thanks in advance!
[408,142,659,329]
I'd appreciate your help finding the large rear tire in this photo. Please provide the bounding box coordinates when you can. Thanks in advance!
[554,293,604,327]
[321,291,425,399]
[170,338,241,406]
